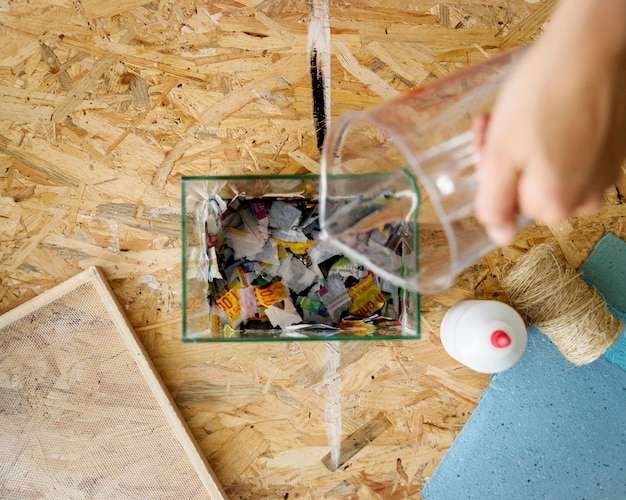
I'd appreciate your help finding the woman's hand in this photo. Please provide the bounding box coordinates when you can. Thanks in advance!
[474,0,626,246]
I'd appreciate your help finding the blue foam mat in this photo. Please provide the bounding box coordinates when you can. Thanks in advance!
[422,233,626,499]
[579,233,626,371]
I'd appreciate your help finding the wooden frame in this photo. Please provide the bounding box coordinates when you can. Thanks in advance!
[0,267,226,499]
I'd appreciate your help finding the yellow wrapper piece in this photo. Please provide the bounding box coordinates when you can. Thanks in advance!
[277,244,287,259]
[224,324,237,338]
[234,265,249,287]
[348,275,386,317]
[216,283,242,324]
[336,320,375,336]
[211,313,222,337]
[273,238,313,255]
[254,282,287,308]
[256,308,268,322]
[225,227,249,238]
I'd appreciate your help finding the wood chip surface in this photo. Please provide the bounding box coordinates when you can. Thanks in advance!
[1,0,625,497]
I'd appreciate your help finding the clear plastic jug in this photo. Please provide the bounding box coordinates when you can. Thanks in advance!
[319,47,529,294]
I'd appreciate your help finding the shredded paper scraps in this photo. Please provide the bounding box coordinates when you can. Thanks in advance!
[200,194,414,338]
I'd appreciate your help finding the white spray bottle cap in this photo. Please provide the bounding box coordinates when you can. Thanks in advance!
[440,300,527,373]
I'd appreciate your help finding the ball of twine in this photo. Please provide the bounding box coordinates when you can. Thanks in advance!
[501,243,623,366]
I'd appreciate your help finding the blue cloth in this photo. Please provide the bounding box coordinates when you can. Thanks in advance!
[422,233,626,499]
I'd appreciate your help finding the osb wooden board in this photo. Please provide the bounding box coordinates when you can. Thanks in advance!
[0,266,227,499]
[0,0,625,497]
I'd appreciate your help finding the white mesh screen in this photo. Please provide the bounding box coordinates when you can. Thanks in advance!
[0,277,213,499]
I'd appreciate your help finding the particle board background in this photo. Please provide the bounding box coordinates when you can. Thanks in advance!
[0,0,625,498]
[0,266,226,499]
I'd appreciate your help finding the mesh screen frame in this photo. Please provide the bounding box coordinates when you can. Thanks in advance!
[0,267,225,499]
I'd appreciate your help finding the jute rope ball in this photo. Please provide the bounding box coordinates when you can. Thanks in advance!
[500,243,623,366]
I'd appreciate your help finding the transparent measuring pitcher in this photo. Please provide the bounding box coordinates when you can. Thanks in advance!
[318,47,529,295]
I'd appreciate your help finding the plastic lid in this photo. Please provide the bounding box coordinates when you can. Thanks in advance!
[490,329,511,348]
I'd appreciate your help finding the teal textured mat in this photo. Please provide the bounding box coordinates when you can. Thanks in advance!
[422,233,626,499]
[579,233,626,371]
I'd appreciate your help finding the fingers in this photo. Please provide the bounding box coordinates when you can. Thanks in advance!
[574,191,605,216]
[472,113,490,153]
[517,162,608,224]
[474,147,521,247]
[476,156,608,243]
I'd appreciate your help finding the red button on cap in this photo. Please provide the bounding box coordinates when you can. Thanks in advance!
[491,330,511,348]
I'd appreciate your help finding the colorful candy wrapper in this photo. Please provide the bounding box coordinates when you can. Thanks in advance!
[273,239,313,255]
[254,281,288,308]
[250,201,268,221]
[215,283,243,328]
[239,285,260,322]
[329,257,369,281]
[348,275,387,317]
[296,295,326,314]
[207,246,223,281]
